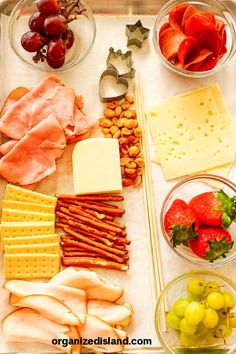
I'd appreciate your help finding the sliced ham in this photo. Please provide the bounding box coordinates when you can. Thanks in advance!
[0,114,66,186]
[0,140,19,155]
[0,87,29,117]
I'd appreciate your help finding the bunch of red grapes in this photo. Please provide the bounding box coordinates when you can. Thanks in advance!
[21,0,79,68]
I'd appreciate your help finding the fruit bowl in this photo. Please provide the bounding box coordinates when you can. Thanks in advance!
[155,270,236,353]
[160,174,236,267]
[8,0,96,72]
[153,0,236,78]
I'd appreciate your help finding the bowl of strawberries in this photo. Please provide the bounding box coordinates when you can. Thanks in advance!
[161,174,236,266]
[153,0,236,77]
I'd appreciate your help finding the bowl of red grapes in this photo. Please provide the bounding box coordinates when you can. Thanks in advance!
[8,0,96,71]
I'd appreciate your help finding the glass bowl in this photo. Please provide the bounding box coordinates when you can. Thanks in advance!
[155,270,236,353]
[153,0,236,78]
[160,174,236,267]
[8,0,96,72]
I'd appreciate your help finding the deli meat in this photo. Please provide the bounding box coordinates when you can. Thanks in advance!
[0,115,66,186]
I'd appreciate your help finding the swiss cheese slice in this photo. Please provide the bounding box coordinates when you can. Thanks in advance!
[73,138,122,194]
[4,254,60,279]
[148,86,235,180]
[5,185,57,206]
[5,243,60,254]
[4,234,59,246]
[1,209,55,222]
[2,200,55,214]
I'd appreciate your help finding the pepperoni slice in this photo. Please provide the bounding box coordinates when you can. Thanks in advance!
[196,28,222,55]
[185,13,215,38]
[184,48,213,70]
[178,36,198,64]
[159,28,187,61]
[182,5,199,30]
[216,19,226,35]
[169,2,189,29]
[201,12,216,26]
[159,22,171,38]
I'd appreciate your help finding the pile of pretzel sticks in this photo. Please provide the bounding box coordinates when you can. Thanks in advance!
[55,194,130,271]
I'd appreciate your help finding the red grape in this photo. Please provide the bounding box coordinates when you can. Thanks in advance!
[44,14,66,36]
[63,28,74,49]
[37,0,60,15]
[46,38,66,68]
[21,31,44,52]
[29,12,47,33]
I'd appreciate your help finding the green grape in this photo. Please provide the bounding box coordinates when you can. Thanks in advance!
[204,281,221,295]
[180,333,197,347]
[222,291,235,309]
[229,312,236,328]
[187,278,205,296]
[180,318,197,335]
[207,292,225,310]
[186,294,201,303]
[214,323,232,338]
[185,302,205,326]
[218,308,228,323]
[196,322,209,336]
[174,298,190,317]
[202,308,219,328]
[166,311,181,330]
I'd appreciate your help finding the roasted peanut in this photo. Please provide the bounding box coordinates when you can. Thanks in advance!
[104,108,115,118]
[123,110,133,119]
[125,95,134,104]
[113,130,121,139]
[122,178,133,186]
[134,175,142,187]
[131,110,136,118]
[105,133,113,138]
[112,117,118,125]
[135,157,144,167]
[137,167,144,175]
[102,128,110,134]
[134,127,142,137]
[124,119,138,128]
[121,147,129,155]
[107,100,118,109]
[121,101,130,110]
[120,157,131,166]
[129,145,139,156]
[117,118,126,128]
[115,106,122,117]
[110,126,119,135]
[125,172,137,179]
[121,127,133,136]
[100,118,113,128]
[125,168,136,174]
[125,161,137,169]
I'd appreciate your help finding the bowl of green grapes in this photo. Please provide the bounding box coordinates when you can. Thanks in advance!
[155,271,236,353]
[8,0,96,71]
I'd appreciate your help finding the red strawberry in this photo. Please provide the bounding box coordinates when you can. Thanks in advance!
[189,190,236,229]
[189,227,234,262]
[164,199,199,247]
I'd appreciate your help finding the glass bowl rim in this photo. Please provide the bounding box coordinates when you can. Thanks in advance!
[152,0,236,78]
[160,174,236,267]
[155,269,236,354]
[8,0,96,72]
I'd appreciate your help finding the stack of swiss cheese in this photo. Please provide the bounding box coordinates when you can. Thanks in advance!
[1,185,60,279]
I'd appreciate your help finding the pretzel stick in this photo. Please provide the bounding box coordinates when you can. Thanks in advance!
[63,251,102,257]
[64,228,127,257]
[62,256,128,271]
[76,200,119,209]
[68,202,125,216]
[57,194,124,202]
[61,239,126,263]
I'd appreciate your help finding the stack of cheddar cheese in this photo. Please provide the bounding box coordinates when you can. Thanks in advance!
[1,185,60,279]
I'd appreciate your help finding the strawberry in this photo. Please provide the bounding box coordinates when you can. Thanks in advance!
[164,199,199,247]
[189,190,236,229]
[189,227,234,262]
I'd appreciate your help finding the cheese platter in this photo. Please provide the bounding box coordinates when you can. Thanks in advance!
[0,0,236,353]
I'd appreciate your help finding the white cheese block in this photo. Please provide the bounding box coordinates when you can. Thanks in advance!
[73,138,122,194]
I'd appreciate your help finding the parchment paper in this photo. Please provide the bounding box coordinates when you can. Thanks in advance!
[1,13,236,353]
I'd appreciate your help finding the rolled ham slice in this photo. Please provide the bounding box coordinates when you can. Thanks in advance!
[0,114,66,186]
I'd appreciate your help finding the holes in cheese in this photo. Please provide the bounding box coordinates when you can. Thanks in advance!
[5,185,57,206]
[4,235,59,246]
[1,209,55,223]
[5,243,60,254]
[2,200,55,214]
[4,254,60,279]
[147,85,235,180]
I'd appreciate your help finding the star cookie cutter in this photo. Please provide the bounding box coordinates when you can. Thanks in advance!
[106,47,135,79]
[126,20,150,48]
[99,68,129,103]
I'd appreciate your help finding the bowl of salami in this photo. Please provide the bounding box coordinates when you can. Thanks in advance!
[153,0,236,77]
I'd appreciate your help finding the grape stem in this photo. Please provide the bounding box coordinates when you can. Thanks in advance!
[65,0,81,18]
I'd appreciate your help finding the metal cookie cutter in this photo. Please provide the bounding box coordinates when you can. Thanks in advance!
[126,20,150,48]
[99,68,129,103]
[106,47,135,79]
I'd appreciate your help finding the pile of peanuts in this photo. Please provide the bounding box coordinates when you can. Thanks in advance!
[99,96,144,187]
